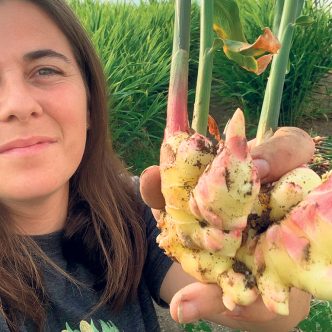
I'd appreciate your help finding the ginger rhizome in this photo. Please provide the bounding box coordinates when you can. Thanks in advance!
[159,109,261,308]
[157,107,330,314]
[240,173,332,315]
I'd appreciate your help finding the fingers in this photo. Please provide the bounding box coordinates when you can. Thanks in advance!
[250,127,315,183]
[170,283,276,325]
[170,284,310,329]
[139,165,165,209]
[224,288,311,331]
[222,296,277,322]
[169,282,226,324]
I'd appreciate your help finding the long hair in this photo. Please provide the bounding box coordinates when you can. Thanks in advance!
[0,0,146,330]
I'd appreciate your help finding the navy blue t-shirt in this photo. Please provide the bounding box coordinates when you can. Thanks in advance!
[0,206,173,332]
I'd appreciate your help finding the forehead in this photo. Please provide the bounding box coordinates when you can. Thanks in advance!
[0,0,74,61]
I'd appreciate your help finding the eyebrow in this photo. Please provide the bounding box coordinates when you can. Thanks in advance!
[23,49,72,63]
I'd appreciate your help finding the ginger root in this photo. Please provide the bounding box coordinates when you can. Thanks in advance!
[157,108,328,314]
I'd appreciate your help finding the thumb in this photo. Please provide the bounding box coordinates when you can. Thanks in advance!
[139,165,165,209]
[250,127,315,183]
[170,282,227,324]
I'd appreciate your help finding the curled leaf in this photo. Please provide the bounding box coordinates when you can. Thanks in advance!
[236,28,281,57]
[213,0,280,75]
[214,27,280,75]
[214,0,246,41]
[208,115,222,142]
[222,49,258,73]
[256,54,273,75]
[295,15,314,26]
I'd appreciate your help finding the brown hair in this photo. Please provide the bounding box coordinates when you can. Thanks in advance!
[0,0,146,330]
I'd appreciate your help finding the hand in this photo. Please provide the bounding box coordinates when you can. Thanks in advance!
[140,127,315,209]
[169,280,310,332]
[160,263,310,331]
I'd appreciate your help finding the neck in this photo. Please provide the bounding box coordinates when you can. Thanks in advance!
[4,185,69,235]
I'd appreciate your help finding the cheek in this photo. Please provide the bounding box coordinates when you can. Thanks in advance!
[46,82,88,127]
[60,89,88,171]
[54,94,88,168]
[42,82,89,150]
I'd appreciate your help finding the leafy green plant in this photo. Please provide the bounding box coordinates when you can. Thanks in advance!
[211,0,332,134]
[69,0,331,173]
[284,1,332,125]
[68,0,177,173]
[297,299,332,332]
[191,0,280,136]
[182,320,213,332]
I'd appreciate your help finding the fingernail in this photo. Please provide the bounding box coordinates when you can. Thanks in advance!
[253,159,270,179]
[177,301,198,324]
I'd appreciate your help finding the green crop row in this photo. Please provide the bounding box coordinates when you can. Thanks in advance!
[68,0,331,174]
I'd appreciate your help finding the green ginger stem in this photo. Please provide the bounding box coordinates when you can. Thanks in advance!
[272,0,285,35]
[165,0,191,139]
[191,0,214,136]
[256,0,305,145]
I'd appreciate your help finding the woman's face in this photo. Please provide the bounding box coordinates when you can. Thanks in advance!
[0,0,88,204]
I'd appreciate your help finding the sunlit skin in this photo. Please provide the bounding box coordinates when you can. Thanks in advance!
[0,0,88,234]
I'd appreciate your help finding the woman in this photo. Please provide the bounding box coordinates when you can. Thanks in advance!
[0,0,313,331]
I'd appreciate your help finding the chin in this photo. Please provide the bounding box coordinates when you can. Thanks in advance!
[0,179,69,204]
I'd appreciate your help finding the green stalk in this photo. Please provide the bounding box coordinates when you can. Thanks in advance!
[256,0,304,145]
[272,0,285,35]
[191,0,214,136]
[165,0,191,139]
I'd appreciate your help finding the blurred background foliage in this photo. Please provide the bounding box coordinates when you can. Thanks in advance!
[68,0,331,174]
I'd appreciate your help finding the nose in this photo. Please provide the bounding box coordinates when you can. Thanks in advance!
[0,76,43,122]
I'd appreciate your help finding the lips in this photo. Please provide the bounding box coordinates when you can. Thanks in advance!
[0,137,57,154]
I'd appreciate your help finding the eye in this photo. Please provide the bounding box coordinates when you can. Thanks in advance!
[36,67,62,76]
